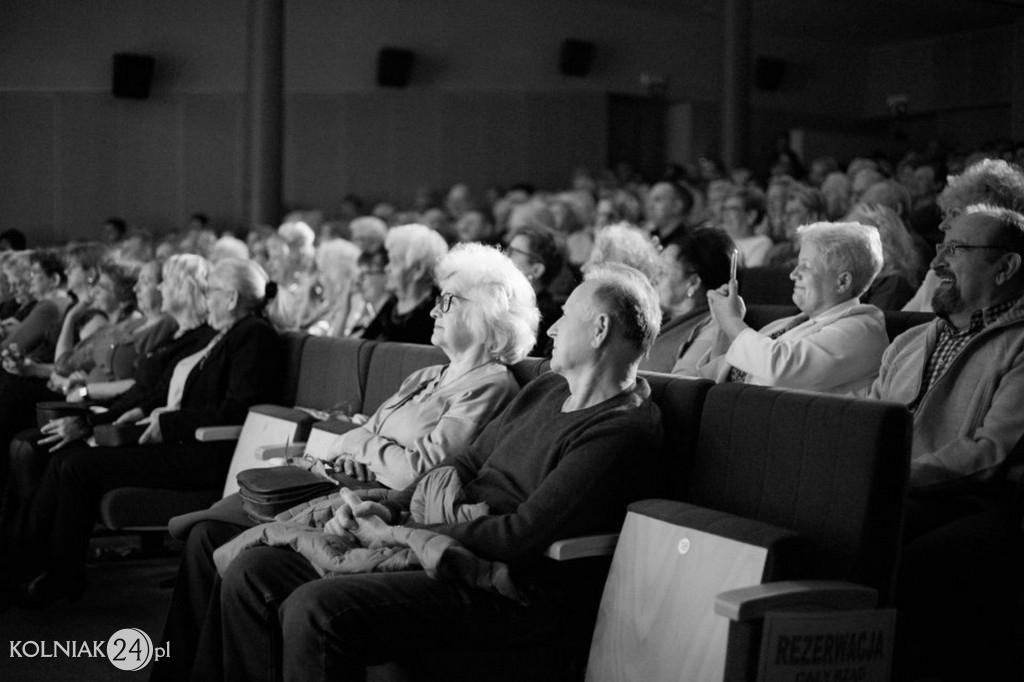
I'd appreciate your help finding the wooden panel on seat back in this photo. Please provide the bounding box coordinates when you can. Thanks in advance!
[361,342,447,414]
[640,372,714,500]
[293,336,375,414]
[689,383,911,604]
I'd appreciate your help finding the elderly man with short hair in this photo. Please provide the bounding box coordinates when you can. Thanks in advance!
[872,205,1024,680]
[199,263,664,681]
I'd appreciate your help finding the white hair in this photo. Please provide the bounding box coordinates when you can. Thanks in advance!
[435,243,539,364]
[209,235,250,263]
[585,222,666,285]
[386,224,449,277]
[797,221,884,298]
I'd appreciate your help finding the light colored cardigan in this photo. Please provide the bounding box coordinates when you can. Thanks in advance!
[698,298,888,395]
[338,362,518,490]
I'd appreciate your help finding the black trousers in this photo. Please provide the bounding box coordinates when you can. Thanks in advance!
[21,439,234,583]
[0,373,59,492]
[150,519,248,682]
[199,545,563,682]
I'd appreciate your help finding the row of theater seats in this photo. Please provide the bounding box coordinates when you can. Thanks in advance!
[95,308,921,680]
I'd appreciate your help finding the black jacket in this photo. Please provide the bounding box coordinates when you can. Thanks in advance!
[154,315,284,443]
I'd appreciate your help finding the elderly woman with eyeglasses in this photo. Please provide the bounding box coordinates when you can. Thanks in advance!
[698,221,889,395]
[2,258,283,607]
[150,244,538,680]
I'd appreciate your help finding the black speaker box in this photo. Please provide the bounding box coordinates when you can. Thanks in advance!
[377,48,414,88]
[112,53,155,100]
[754,56,786,91]
[559,39,594,77]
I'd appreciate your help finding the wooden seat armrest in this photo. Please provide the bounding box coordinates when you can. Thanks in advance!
[544,533,619,561]
[195,425,244,442]
[255,443,308,461]
[714,580,879,622]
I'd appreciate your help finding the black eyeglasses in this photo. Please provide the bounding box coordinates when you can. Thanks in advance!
[503,245,539,262]
[434,292,467,314]
[935,242,1012,257]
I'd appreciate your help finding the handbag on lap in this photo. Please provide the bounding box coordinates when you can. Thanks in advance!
[236,465,339,523]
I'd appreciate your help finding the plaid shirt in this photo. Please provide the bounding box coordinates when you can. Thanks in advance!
[914,297,1020,409]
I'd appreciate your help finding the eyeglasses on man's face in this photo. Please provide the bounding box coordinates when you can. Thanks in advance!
[934,242,1012,258]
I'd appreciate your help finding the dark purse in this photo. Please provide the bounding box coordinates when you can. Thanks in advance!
[35,401,91,428]
[236,466,339,523]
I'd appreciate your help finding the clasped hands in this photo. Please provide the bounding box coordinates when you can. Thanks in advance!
[324,488,394,547]
[111,406,168,445]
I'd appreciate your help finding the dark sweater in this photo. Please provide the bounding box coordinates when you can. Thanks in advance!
[362,293,436,345]
[387,372,663,566]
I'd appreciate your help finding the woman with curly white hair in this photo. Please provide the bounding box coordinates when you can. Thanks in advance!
[332,241,539,489]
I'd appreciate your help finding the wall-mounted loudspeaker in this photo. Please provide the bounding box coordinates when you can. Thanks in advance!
[377,48,415,88]
[560,39,595,78]
[112,53,155,100]
[754,56,786,92]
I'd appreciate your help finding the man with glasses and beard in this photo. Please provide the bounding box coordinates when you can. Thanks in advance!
[869,205,1024,680]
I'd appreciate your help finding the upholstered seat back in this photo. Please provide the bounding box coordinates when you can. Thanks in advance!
[688,383,911,603]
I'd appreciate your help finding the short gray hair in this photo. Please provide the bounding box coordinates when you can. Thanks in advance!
[315,238,362,284]
[386,224,449,276]
[213,257,270,315]
[585,222,666,285]
[435,243,539,364]
[797,221,884,298]
[583,262,662,357]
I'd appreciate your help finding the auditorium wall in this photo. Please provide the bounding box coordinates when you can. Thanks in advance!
[1,0,1016,242]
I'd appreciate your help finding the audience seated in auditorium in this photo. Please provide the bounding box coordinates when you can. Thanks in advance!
[0,252,36,326]
[0,258,282,608]
[177,262,663,681]
[360,224,447,345]
[504,224,565,357]
[305,238,361,338]
[845,204,921,310]
[0,256,139,484]
[698,221,887,395]
[645,227,732,376]
[903,159,1024,313]
[152,243,539,680]
[585,222,664,285]
[765,183,827,267]
[721,186,772,267]
[869,205,1024,680]
[644,180,691,243]
[266,220,318,331]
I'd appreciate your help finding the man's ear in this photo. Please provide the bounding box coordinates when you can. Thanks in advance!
[529,262,546,284]
[997,252,1022,285]
[592,312,610,348]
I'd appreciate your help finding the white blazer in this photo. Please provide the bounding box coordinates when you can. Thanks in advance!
[697,298,889,395]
